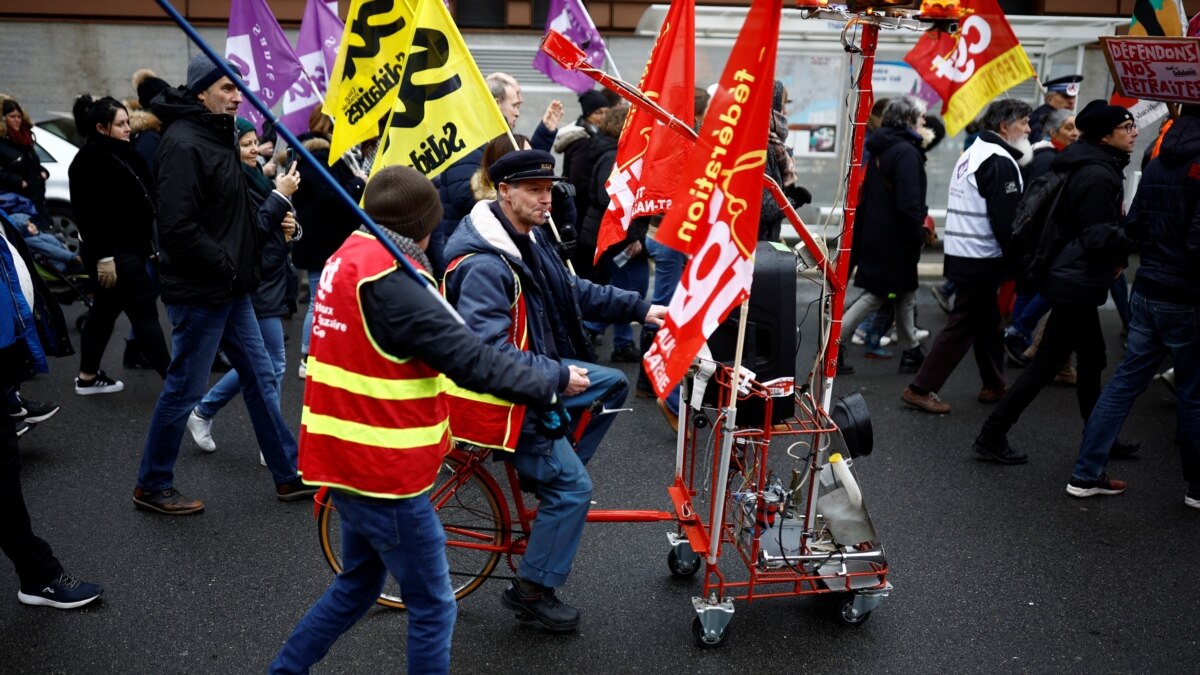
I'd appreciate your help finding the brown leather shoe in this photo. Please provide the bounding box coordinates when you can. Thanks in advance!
[276,478,319,502]
[133,487,204,515]
[901,387,951,414]
[977,386,1007,404]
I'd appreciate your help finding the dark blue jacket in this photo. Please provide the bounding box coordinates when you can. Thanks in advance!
[1127,113,1200,304]
[852,126,928,295]
[443,200,648,455]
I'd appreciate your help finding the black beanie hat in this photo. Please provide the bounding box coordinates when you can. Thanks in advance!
[579,90,609,118]
[133,69,171,109]
[1075,99,1134,141]
[362,166,444,241]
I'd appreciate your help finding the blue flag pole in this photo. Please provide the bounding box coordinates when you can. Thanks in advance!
[153,0,462,323]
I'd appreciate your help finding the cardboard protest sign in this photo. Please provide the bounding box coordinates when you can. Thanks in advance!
[1101,36,1200,105]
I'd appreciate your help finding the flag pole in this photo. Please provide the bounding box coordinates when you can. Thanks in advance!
[154,0,462,323]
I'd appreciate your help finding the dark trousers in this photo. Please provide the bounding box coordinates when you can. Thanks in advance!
[981,303,1106,441]
[0,392,64,590]
[79,254,170,377]
[910,283,1005,394]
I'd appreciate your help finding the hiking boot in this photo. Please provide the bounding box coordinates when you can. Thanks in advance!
[9,395,60,424]
[75,371,123,396]
[1109,436,1142,459]
[187,410,217,453]
[657,398,679,433]
[133,487,205,515]
[901,387,950,414]
[1003,332,1031,367]
[17,572,103,610]
[977,386,1007,404]
[1066,474,1127,498]
[276,478,318,502]
[610,342,640,363]
[898,347,925,374]
[971,436,1028,464]
[501,579,580,632]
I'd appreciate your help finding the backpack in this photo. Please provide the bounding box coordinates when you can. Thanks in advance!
[1007,168,1069,285]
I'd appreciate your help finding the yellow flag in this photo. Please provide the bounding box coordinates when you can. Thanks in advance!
[371,0,509,181]
[323,0,418,163]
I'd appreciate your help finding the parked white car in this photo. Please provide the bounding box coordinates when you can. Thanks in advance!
[31,124,80,254]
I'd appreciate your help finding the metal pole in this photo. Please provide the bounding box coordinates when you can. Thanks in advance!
[707,297,751,565]
[153,0,462,322]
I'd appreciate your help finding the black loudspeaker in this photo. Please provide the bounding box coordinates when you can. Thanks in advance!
[705,241,797,424]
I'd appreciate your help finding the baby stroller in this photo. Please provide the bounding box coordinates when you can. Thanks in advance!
[1,205,92,330]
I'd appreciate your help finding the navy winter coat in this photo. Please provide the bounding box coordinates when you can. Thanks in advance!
[851,126,928,296]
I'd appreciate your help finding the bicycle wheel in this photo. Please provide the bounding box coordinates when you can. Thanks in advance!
[316,453,507,610]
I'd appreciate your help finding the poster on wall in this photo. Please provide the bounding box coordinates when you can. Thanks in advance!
[777,53,845,155]
[873,60,943,110]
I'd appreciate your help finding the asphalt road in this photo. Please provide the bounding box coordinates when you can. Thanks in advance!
[2,283,1197,674]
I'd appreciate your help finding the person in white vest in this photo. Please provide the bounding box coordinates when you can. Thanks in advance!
[901,99,1032,414]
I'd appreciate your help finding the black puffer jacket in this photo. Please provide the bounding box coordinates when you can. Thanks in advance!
[852,126,928,295]
[151,87,262,305]
[1126,113,1200,303]
[289,137,365,271]
[1039,140,1131,306]
[577,131,618,253]
[68,133,157,272]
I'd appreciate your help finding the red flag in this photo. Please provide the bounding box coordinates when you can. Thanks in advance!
[641,0,780,399]
[903,0,1035,136]
[593,0,695,264]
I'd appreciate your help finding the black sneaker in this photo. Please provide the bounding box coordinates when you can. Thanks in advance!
[1109,437,1142,459]
[610,342,640,363]
[501,580,580,632]
[1185,489,1200,510]
[10,395,60,424]
[16,420,31,438]
[75,371,124,396]
[122,339,154,369]
[1066,474,1127,498]
[18,572,103,609]
[971,436,1028,464]
[898,346,925,374]
[1003,332,1031,367]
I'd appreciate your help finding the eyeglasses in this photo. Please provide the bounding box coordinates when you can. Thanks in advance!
[1117,122,1136,133]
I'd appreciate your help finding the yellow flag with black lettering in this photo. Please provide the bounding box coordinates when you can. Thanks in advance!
[371,0,509,181]
[323,0,418,163]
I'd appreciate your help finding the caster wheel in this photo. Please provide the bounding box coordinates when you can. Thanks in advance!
[667,547,701,579]
[828,592,872,626]
[692,616,729,648]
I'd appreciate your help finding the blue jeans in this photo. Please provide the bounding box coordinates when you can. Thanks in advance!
[270,492,455,675]
[137,295,299,491]
[584,251,649,349]
[1073,291,1200,488]
[642,238,686,413]
[1007,293,1051,344]
[502,437,593,588]
[561,358,627,466]
[195,316,285,420]
[301,271,319,357]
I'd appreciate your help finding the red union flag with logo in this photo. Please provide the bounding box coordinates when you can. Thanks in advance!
[592,0,695,263]
[904,0,1035,136]
[641,0,780,399]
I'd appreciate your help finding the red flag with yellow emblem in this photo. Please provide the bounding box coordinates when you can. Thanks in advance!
[641,0,780,398]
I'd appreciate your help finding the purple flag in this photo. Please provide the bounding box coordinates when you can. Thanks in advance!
[533,0,607,94]
[226,0,306,133]
[280,0,345,135]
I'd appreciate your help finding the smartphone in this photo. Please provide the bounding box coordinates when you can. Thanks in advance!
[285,146,297,168]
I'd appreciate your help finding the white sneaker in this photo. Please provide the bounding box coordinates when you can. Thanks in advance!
[297,360,307,380]
[914,327,931,342]
[1158,368,1176,396]
[851,327,866,345]
[187,410,217,453]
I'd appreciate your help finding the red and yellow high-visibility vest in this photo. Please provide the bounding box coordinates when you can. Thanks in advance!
[299,231,450,499]
[441,254,528,452]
